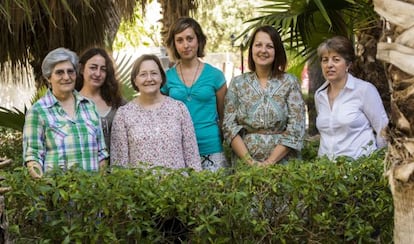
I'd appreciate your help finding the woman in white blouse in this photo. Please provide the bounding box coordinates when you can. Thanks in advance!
[315,36,388,160]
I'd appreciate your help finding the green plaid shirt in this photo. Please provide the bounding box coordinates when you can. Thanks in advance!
[23,89,109,172]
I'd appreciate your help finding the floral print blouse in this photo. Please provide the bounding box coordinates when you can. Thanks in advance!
[110,96,201,171]
[223,72,306,163]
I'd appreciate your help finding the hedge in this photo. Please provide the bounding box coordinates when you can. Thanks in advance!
[2,150,393,243]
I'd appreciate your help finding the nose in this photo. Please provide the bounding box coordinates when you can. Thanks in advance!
[93,68,103,77]
[143,73,154,80]
[326,59,334,67]
[62,72,71,80]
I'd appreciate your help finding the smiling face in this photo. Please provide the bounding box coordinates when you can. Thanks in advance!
[134,60,163,95]
[251,31,275,70]
[49,61,76,97]
[320,50,350,84]
[174,27,199,60]
[81,54,107,90]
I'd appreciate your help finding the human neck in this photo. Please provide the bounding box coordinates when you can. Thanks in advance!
[255,66,271,84]
[329,74,348,92]
[53,91,73,103]
[80,86,100,98]
[179,59,201,87]
[180,58,199,68]
[137,93,164,109]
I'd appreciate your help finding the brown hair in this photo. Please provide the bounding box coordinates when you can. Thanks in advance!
[166,17,207,61]
[76,47,124,108]
[317,36,355,65]
[247,26,287,78]
[130,54,166,92]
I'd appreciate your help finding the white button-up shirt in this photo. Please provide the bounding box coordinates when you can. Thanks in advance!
[315,74,388,160]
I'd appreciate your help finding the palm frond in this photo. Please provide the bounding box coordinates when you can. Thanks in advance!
[0,86,47,132]
[241,0,374,59]
[0,107,25,131]
[0,0,138,86]
[113,52,136,101]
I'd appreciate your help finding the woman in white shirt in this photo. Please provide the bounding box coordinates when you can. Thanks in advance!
[315,36,388,160]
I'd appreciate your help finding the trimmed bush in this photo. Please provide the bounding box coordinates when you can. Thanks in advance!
[3,150,392,243]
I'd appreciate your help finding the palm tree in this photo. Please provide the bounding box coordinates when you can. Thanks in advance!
[241,0,389,135]
[374,0,414,242]
[0,0,205,86]
[0,0,203,131]
[157,0,210,48]
[0,0,138,87]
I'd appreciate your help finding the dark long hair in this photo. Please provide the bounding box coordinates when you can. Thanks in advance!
[76,47,123,108]
[247,26,287,78]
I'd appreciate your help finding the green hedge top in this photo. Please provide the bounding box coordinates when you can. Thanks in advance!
[3,150,392,243]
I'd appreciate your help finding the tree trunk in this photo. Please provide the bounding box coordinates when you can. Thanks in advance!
[307,58,324,136]
[353,18,391,114]
[374,0,414,242]
[157,0,198,47]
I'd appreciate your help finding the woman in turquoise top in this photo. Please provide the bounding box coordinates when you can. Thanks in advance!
[162,17,228,172]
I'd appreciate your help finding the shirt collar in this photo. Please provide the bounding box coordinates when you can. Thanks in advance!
[41,89,89,108]
[316,73,357,96]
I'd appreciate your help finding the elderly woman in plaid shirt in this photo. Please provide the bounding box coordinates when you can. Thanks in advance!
[23,47,109,179]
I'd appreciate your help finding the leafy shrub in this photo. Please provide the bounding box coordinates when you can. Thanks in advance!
[0,127,22,169]
[3,150,392,243]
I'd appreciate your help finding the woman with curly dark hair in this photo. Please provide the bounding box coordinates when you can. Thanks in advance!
[76,47,126,152]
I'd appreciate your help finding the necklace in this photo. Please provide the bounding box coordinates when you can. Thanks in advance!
[179,60,200,101]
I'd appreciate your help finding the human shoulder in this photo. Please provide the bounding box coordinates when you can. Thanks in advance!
[203,63,222,74]
[276,73,299,86]
[31,89,58,109]
[347,74,378,93]
[116,101,136,114]
[164,96,184,107]
[164,96,188,112]
[231,72,254,84]
[282,72,299,81]
[166,65,178,75]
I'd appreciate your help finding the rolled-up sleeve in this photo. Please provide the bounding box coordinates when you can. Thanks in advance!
[23,106,45,167]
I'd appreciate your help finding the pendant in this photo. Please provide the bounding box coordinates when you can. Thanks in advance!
[187,95,192,101]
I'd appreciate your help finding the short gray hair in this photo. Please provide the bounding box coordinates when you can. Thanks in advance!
[41,47,79,79]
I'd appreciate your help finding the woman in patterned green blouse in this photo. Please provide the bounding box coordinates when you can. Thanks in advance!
[223,26,306,166]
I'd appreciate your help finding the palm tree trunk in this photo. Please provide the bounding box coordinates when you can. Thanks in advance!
[374,0,414,242]
[307,59,324,136]
[157,0,199,46]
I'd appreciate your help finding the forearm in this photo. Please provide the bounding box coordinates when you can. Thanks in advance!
[231,135,257,165]
[264,144,290,165]
[231,135,249,158]
[99,159,108,171]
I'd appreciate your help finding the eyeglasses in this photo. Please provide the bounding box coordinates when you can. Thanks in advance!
[137,72,161,79]
[53,69,76,77]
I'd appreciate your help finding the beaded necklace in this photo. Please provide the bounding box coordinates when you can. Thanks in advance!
[179,60,200,101]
